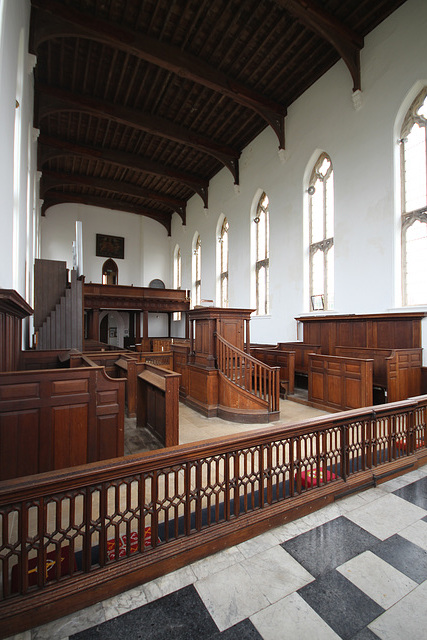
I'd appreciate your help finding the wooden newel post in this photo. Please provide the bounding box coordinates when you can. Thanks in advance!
[245,318,251,353]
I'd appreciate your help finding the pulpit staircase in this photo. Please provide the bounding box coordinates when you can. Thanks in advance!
[216,332,280,418]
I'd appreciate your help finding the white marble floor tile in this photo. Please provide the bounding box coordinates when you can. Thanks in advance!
[334,492,377,513]
[190,545,245,580]
[398,518,427,551]
[31,602,105,639]
[240,545,314,604]
[101,584,148,621]
[270,504,342,544]
[368,579,427,640]
[296,503,342,530]
[337,550,417,609]
[380,475,415,493]
[250,591,341,640]
[344,493,426,540]
[401,467,427,482]
[236,530,280,559]
[195,562,270,631]
[4,633,31,640]
[142,564,197,603]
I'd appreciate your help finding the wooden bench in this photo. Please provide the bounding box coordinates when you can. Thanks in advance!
[250,347,295,396]
[277,342,322,376]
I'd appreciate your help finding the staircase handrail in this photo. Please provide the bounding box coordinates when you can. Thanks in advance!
[215,332,280,412]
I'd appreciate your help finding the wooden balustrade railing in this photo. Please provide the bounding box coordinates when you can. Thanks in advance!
[216,332,280,412]
[0,396,426,637]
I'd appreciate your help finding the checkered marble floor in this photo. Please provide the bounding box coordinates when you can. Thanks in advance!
[11,463,427,640]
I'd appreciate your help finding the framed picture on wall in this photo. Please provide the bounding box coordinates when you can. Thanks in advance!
[311,294,324,311]
[96,234,125,259]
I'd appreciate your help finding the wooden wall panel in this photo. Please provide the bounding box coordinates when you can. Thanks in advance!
[308,354,373,411]
[53,404,88,469]
[97,415,123,460]
[300,313,425,351]
[219,317,244,351]
[0,367,124,480]
[137,365,180,447]
[0,290,33,372]
[0,410,40,480]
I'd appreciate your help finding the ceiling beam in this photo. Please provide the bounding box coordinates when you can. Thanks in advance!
[38,134,209,208]
[42,192,173,235]
[36,82,241,184]
[272,0,363,91]
[40,169,187,224]
[31,1,287,148]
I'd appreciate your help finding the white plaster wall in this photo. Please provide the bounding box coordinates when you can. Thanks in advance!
[41,203,170,287]
[0,0,37,296]
[171,0,427,344]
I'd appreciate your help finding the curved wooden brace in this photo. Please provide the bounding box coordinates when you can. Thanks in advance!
[273,0,363,91]
[31,1,287,148]
[37,135,209,211]
[36,84,240,183]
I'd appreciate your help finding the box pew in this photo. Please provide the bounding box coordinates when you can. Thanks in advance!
[335,346,422,403]
[135,337,189,353]
[73,350,131,378]
[277,342,322,375]
[250,347,295,396]
[114,352,173,418]
[19,349,73,370]
[308,353,373,411]
[0,365,125,480]
[137,364,181,447]
[172,342,190,398]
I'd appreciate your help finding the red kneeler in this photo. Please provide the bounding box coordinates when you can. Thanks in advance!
[298,468,336,488]
[107,527,156,560]
[396,438,425,451]
[11,546,75,593]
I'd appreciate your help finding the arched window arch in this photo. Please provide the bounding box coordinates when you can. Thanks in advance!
[400,87,427,306]
[192,233,201,307]
[308,152,334,310]
[216,215,229,307]
[102,259,118,285]
[252,192,270,315]
[173,244,182,320]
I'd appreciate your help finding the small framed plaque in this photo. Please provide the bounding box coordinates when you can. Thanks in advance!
[311,294,324,311]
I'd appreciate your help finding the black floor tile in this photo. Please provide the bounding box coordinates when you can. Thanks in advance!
[298,570,384,640]
[371,533,427,583]
[393,477,427,510]
[212,619,263,639]
[351,627,381,640]
[423,515,427,523]
[70,585,218,640]
[281,516,380,577]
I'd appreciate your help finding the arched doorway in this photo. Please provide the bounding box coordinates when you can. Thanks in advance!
[102,259,118,285]
[99,314,108,344]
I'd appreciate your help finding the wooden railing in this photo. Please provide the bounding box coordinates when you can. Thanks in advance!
[216,333,280,413]
[1,396,426,637]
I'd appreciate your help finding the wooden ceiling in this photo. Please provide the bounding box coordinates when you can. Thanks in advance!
[31,0,407,234]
